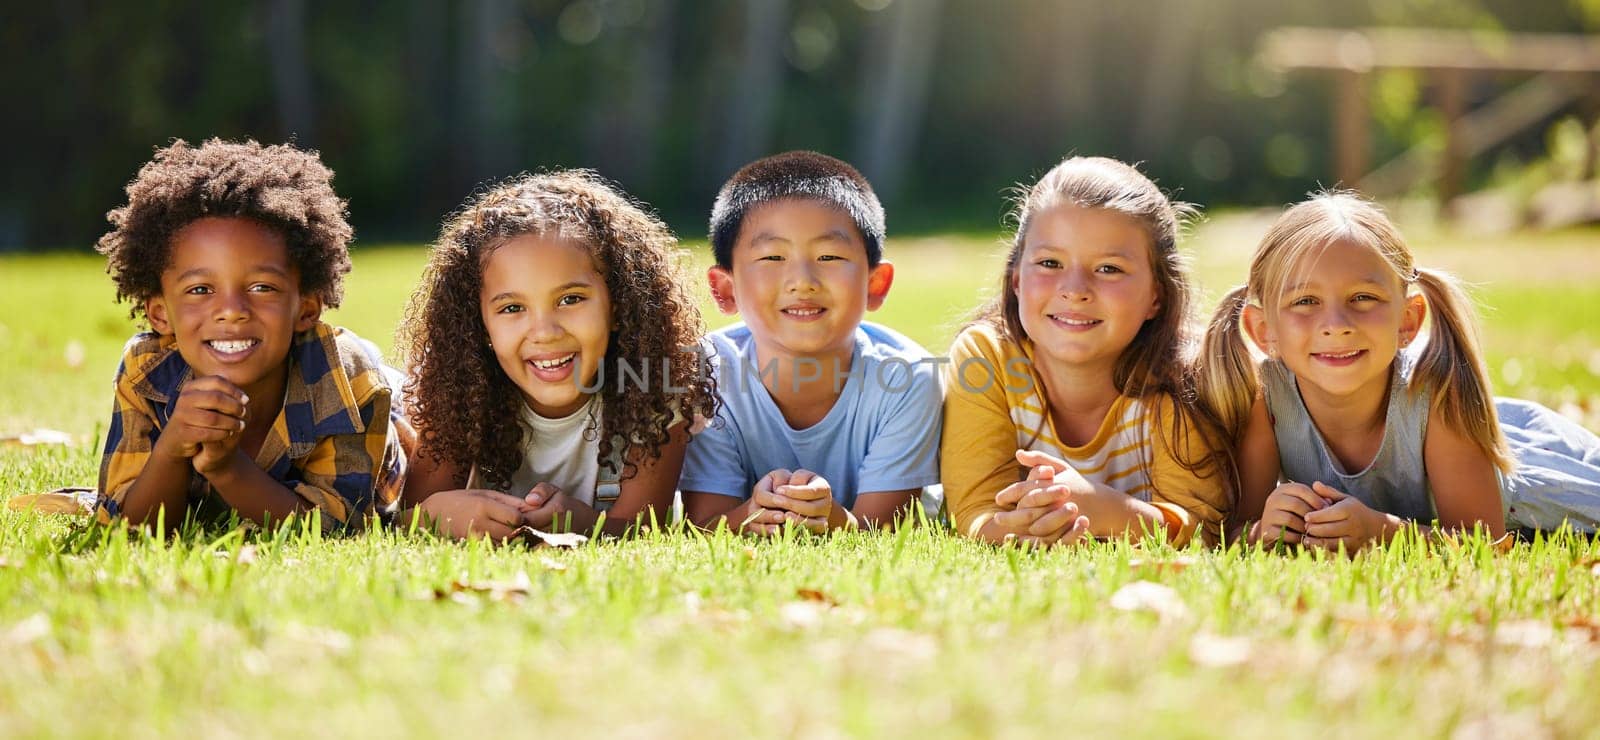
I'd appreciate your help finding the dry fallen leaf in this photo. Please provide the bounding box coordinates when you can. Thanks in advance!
[437,571,533,602]
[796,588,838,606]
[515,527,588,548]
[1109,580,1189,620]
[7,488,97,515]
[0,429,74,448]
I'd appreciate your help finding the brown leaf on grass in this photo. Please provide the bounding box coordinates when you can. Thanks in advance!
[1578,558,1600,577]
[1128,555,1197,576]
[796,588,838,606]
[514,527,588,548]
[435,571,532,602]
[7,488,97,515]
[0,429,73,448]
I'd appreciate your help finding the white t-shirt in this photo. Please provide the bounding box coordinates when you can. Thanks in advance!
[466,397,622,510]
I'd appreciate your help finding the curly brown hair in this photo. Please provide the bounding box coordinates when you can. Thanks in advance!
[96,138,353,319]
[398,171,717,489]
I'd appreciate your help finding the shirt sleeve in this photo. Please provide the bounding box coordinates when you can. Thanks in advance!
[678,406,750,499]
[855,356,943,494]
[284,389,405,531]
[941,328,1026,538]
[1146,396,1230,547]
[97,356,162,519]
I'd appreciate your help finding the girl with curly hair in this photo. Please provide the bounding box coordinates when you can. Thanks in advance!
[399,171,716,540]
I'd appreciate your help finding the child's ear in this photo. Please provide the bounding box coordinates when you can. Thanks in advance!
[145,297,173,335]
[1398,292,1426,347]
[865,261,895,311]
[1241,303,1274,356]
[1145,293,1161,321]
[294,295,324,333]
[707,266,738,316]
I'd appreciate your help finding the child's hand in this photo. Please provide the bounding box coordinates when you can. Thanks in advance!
[521,484,600,534]
[1014,449,1092,495]
[416,489,529,541]
[1250,482,1326,546]
[748,469,832,534]
[160,376,248,468]
[1302,482,1391,553]
[990,458,1090,547]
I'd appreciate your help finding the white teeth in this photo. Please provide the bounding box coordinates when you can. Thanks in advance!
[785,308,822,316]
[1050,315,1098,326]
[208,339,257,353]
[530,354,575,369]
[1322,350,1361,359]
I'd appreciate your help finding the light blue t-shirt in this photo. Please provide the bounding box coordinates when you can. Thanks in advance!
[679,321,943,507]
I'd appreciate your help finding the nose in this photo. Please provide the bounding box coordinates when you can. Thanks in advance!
[1318,305,1355,336]
[214,288,250,322]
[784,260,820,294]
[1059,267,1092,302]
[525,308,566,344]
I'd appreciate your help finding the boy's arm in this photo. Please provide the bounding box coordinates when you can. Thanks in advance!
[679,404,767,532]
[101,366,192,527]
[231,392,400,531]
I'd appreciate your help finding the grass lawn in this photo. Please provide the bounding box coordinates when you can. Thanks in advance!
[3,217,1600,737]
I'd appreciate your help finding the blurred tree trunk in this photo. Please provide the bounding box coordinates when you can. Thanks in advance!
[715,0,789,181]
[406,0,449,215]
[588,0,677,188]
[456,0,515,186]
[265,0,316,146]
[853,0,944,206]
[1131,0,1203,159]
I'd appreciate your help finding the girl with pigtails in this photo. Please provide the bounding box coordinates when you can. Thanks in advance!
[1202,191,1600,551]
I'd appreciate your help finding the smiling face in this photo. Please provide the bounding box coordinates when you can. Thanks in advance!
[1012,204,1160,373]
[1246,238,1425,401]
[146,217,321,397]
[707,198,893,363]
[480,234,613,419]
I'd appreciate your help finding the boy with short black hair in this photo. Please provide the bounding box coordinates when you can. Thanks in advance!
[681,150,942,533]
[95,138,405,531]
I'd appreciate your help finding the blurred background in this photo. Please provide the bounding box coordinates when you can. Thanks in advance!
[3,0,1599,250]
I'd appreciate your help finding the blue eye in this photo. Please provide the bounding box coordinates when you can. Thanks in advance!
[1291,296,1317,307]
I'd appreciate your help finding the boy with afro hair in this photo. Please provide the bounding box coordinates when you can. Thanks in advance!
[95,138,405,531]
[681,151,942,534]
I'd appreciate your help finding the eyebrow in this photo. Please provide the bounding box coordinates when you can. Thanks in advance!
[1284,276,1389,293]
[1027,243,1140,260]
[172,264,292,283]
[748,229,854,247]
[487,280,593,304]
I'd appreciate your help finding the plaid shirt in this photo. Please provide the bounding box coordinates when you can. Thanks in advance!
[97,322,406,530]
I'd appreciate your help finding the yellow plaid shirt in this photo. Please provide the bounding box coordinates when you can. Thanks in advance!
[97,322,406,530]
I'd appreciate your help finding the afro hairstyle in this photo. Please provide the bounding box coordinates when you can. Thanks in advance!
[97,138,354,320]
[708,150,885,269]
